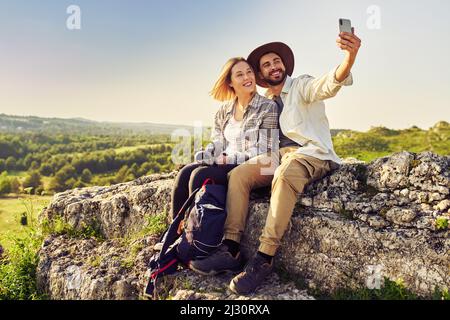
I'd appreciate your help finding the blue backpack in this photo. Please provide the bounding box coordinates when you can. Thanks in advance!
[144,178,227,299]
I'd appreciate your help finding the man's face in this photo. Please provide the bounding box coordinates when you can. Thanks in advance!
[258,52,287,86]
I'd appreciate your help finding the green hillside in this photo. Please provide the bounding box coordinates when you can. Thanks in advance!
[333,121,450,162]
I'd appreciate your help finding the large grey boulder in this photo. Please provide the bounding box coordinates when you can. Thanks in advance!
[37,152,449,299]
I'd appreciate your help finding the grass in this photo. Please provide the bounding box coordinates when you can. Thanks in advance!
[139,212,169,237]
[0,195,52,251]
[0,195,104,300]
[40,215,104,241]
[0,196,50,300]
[331,278,418,300]
[0,228,45,300]
[276,266,449,301]
[435,217,449,230]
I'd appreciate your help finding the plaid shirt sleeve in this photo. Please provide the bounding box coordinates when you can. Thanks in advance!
[227,98,279,163]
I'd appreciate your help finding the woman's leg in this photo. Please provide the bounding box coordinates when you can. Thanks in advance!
[189,164,237,193]
[171,162,204,219]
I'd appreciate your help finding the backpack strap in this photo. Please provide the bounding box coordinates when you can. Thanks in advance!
[201,178,216,188]
[159,187,201,256]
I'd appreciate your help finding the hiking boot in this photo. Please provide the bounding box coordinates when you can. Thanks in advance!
[189,244,245,276]
[229,254,273,295]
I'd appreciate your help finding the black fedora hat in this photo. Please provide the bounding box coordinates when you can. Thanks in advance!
[247,42,295,88]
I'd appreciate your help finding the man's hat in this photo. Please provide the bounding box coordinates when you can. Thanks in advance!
[247,42,295,88]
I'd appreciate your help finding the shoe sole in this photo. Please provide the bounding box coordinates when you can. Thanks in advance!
[229,279,253,296]
[189,264,243,276]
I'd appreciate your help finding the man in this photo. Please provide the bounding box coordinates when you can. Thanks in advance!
[190,29,361,295]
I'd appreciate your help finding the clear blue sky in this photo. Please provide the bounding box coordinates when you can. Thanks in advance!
[1,0,449,130]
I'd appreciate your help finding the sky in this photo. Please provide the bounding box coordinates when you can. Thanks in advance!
[0,0,449,131]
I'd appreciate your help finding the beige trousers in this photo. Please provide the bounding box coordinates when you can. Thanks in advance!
[224,147,336,256]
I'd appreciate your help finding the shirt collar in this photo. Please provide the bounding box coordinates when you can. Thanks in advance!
[265,76,294,99]
[225,93,260,115]
[281,76,294,94]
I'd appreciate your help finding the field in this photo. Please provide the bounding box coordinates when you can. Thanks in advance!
[0,195,52,250]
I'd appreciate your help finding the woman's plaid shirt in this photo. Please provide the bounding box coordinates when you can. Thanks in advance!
[204,93,279,163]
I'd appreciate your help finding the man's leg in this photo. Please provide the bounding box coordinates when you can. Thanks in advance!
[189,153,276,275]
[223,153,276,245]
[230,151,333,295]
[258,153,332,256]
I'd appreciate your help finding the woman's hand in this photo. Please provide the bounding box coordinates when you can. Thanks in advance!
[215,154,228,165]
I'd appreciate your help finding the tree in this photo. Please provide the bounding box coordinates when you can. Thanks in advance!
[39,163,53,176]
[0,159,5,172]
[80,168,92,183]
[30,161,40,171]
[114,165,129,183]
[73,180,87,189]
[129,163,139,177]
[49,164,77,192]
[5,156,16,171]
[0,172,11,195]
[65,178,77,190]
[22,171,42,193]
[9,177,20,194]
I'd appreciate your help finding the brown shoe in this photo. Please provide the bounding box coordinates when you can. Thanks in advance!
[189,244,245,276]
[229,254,273,295]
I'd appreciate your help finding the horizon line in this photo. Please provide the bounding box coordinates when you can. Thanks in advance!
[0,113,447,132]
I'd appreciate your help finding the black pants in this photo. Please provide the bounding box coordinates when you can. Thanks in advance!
[170,162,237,219]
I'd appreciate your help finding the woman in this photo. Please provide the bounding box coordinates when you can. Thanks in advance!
[170,57,278,219]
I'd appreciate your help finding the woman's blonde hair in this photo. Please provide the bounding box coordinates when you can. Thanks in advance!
[210,57,249,102]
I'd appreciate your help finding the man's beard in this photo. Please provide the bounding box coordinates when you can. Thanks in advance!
[263,69,287,86]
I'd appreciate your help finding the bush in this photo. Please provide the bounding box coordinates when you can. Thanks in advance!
[39,164,53,176]
[22,171,42,193]
[9,177,21,194]
[0,172,12,195]
[0,230,43,300]
[80,168,92,183]
[140,212,169,236]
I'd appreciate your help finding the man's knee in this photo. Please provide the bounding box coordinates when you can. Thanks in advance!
[228,166,249,186]
[273,160,309,193]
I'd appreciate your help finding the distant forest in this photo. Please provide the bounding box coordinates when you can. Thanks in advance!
[0,114,448,196]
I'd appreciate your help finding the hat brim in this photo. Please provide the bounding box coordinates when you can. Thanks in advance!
[247,42,295,88]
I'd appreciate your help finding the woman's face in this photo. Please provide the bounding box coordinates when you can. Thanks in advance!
[229,61,256,96]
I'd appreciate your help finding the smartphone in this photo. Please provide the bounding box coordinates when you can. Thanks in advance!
[339,19,352,34]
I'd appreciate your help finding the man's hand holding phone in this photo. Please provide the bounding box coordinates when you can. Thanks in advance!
[334,18,362,82]
[336,19,361,62]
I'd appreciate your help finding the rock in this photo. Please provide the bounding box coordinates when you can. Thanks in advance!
[367,216,390,229]
[36,152,450,299]
[367,152,414,191]
[435,200,450,212]
[385,207,418,226]
[39,173,177,239]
